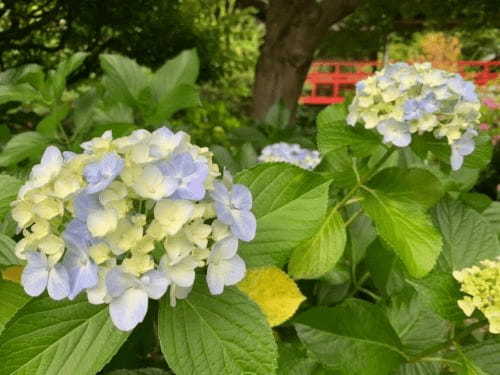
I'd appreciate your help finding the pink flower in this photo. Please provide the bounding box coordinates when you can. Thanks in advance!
[482,97,499,109]
[479,123,490,131]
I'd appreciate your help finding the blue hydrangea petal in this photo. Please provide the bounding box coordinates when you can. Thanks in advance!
[84,153,124,194]
[63,247,99,300]
[230,185,252,211]
[21,252,49,297]
[230,210,257,242]
[140,270,169,299]
[109,288,149,331]
[106,267,137,298]
[47,264,70,300]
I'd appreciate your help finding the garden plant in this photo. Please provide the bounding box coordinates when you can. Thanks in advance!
[0,51,499,375]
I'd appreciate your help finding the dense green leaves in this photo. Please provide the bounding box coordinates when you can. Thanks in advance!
[36,103,70,138]
[317,105,380,157]
[0,174,22,220]
[288,208,346,279]
[0,296,129,375]
[235,163,330,267]
[482,201,500,240]
[432,199,500,272]
[0,233,20,267]
[295,299,406,375]
[105,369,171,375]
[0,132,49,167]
[151,49,198,98]
[158,280,277,375]
[0,280,30,336]
[361,188,442,278]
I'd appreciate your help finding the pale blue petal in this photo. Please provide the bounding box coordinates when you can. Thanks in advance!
[230,185,252,210]
[206,264,225,295]
[140,270,169,299]
[223,255,246,285]
[47,264,70,300]
[21,252,49,297]
[109,288,149,331]
[73,193,102,221]
[210,236,239,261]
[106,267,137,298]
[230,210,257,242]
[63,218,95,251]
[84,153,124,194]
[213,201,233,225]
[451,149,464,171]
[63,248,99,300]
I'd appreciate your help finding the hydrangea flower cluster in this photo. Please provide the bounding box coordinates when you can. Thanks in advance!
[347,62,481,170]
[258,142,321,170]
[11,128,256,331]
[453,258,500,334]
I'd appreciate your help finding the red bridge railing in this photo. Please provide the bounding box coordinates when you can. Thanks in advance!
[300,60,500,105]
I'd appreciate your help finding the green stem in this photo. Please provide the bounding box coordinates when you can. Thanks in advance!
[344,209,362,227]
[408,320,488,363]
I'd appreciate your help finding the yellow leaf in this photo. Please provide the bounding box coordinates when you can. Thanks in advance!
[238,266,305,327]
[1,266,23,283]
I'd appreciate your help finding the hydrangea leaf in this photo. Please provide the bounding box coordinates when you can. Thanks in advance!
[407,271,465,321]
[386,288,449,355]
[432,199,500,272]
[360,188,442,278]
[277,341,329,375]
[394,362,442,375]
[0,280,30,336]
[0,233,21,267]
[367,167,444,209]
[0,174,22,220]
[317,104,380,157]
[0,296,129,375]
[158,279,277,375]
[366,238,407,296]
[483,201,500,240]
[237,266,305,326]
[295,299,406,375]
[235,163,330,267]
[459,337,500,375]
[288,208,346,280]
[105,369,171,375]
[0,131,49,167]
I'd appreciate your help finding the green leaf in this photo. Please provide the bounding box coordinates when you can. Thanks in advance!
[460,337,500,375]
[0,296,129,375]
[395,362,441,375]
[36,103,70,138]
[367,167,444,209]
[0,132,49,167]
[264,101,291,129]
[0,280,30,336]
[210,145,240,175]
[48,52,88,100]
[411,133,492,171]
[408,271,464,321]
[105,369,171,375]
[483,202,500,240]
[366,238,407,296]
[459,192,493,213]
[346,207,376,266]
[432,199,500,272]
[277,341,326,375]
[151,49,199,99]
[316,149,368,188]
[0,233,20,267]
[0,84,42,105]
[317,105,380,157]
[235,163,330,267]
[146,84,200,125]
[360,188,442,278]
[158,280,277,375]
[238,142,258,170]
[386,289,449,355]
[288,208,346,279]
[100,54,150,107]
[0,174,22,220]
[295,299,405,375]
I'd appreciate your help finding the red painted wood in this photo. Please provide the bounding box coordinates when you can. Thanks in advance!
[300,61,500,105]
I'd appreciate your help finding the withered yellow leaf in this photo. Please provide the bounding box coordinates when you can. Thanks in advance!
[1,266,23,283]
[238,266,305,327]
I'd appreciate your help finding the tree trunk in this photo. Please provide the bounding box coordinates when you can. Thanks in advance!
[252,0,360,123]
